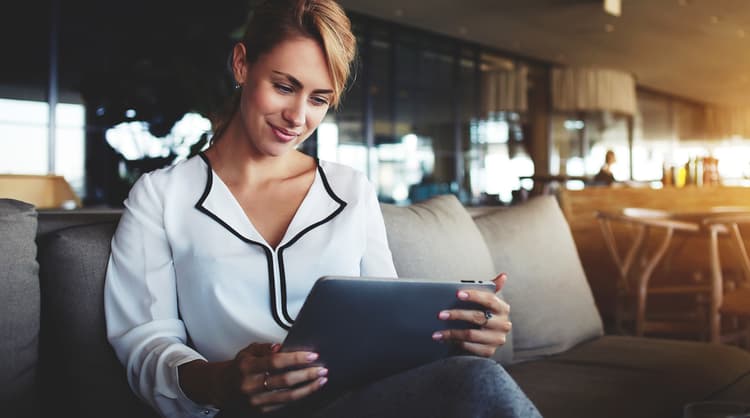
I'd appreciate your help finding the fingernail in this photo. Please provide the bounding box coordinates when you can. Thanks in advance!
[457,291,469,300]
[271,343,281,352]
[319,377,328,386]
[438,311,450,320]
[432,332,443,340]
[318,368,328,377]
[307,353,319,361]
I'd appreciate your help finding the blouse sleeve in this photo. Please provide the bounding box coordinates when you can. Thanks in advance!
[104,173,219,418]
[359,180,398,278]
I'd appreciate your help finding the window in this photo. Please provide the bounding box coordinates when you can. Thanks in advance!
[0,98,86,197]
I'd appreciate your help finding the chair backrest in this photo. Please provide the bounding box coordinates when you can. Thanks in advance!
[703,213,750,285]
[596,208,700,293]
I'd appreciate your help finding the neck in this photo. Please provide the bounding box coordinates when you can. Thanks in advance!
[207,117,304,186]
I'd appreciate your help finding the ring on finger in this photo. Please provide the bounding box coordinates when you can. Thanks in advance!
[263,372,271,391]
[481,310,493,326]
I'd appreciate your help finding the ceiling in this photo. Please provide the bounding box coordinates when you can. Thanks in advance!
[339,0,750,108]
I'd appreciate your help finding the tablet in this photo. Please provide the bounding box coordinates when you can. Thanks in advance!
[281,275,496,391]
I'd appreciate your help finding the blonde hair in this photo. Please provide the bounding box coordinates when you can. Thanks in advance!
[212,0,356,142]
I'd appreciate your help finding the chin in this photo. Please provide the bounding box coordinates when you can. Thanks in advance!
[258,140,299,158]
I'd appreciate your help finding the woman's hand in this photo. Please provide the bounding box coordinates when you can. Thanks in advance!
[432,273,512,357]
[230,343,328,413]
[179,343,328,414]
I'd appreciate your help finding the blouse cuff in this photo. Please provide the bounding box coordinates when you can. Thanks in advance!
[168,353,220,418]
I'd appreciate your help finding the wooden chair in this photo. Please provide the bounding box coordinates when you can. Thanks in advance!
[596,208,711,337]
[703,212,750,347]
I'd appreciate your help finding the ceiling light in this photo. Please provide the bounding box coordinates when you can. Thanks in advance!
[710,16,720,24]
[738,29,746,38]
[394,9,403,17]
[605,23,615,33]
[677,0,689,6]
[459,26,468,35]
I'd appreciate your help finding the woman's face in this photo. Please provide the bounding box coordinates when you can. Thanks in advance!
[233,36,334,158]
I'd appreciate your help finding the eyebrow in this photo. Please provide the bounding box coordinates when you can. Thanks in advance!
[272,71,334,95]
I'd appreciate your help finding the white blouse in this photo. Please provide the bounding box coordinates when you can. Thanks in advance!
[104,154,397,418]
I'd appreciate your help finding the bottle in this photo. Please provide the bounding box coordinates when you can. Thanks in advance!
[676,166,686,188]
[694,157,703,187]
[685,158,694,186]
[662,163,673,187]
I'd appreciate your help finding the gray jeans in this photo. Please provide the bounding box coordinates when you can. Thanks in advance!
[222,356,542,418]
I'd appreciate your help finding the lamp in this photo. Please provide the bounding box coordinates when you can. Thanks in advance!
[551,67,636,115]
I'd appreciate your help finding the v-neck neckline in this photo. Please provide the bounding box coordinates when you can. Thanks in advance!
[203,157,320,250]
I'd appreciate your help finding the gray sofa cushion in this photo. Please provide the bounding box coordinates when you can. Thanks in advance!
[507,335,750,418]
[473,196,603,361]
[37,222,158,418]
[0,199,39,417]
[380,194,513,364]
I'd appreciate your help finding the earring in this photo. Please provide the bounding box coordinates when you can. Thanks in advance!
[234,82,241,90]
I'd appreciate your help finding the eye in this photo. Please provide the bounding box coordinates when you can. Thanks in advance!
[274,83,294,94]
[309,96,330,107]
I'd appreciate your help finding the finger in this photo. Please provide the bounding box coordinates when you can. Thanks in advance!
[237,349,318,375]
[239,371,268,395]
[433,327,506,347]
[457,289,508,316]
[250,376,328,407]
[439,309,511,331]
[265,351,321,372]
[492,273,508,292]
[266,367,328,391]
[439,309,497,327]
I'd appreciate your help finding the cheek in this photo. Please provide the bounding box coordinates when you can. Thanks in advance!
[306,107,329,129]
[245,86,281,115]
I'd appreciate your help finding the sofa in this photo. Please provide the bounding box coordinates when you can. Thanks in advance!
[2,194,749,418]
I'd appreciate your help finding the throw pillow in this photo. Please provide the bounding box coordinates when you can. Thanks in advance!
[0,199,40,417]
[473,195,603,362]
[380,194,513,364]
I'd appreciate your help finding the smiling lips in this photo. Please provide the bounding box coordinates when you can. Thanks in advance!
[269,123,300,143]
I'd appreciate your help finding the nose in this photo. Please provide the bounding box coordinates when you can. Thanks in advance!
[282,97,306,127]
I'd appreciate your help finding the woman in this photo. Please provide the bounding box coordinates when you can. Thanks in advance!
[104,1,541,417]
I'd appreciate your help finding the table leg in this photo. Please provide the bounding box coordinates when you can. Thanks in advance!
[708,226,723,344]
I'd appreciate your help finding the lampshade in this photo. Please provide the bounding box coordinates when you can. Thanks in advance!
[551,67,636,115]
[481,66,528,115]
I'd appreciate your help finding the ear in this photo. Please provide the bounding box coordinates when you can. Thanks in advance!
[231,42,248,85]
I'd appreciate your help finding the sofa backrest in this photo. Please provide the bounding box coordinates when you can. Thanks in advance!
[471,195,603,361]
[380,195,514,364]
[36,219,158,418]
[381,194,603,364]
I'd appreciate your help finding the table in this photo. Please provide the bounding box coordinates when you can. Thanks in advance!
[596,207,750,342]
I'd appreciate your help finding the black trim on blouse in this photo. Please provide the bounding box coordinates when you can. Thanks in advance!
[194,153,347,330]
[277,160,347,324]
